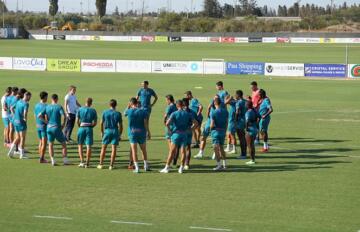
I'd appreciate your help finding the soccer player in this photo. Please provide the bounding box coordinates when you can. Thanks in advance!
[245,101,260,165]
[77,98,97,168]
[250,81,261,144]
[136,81,158,132]
[7,92,31,159]
[216,81,229,104]
[160,100,196,174]
[1,87,12,147]
[125,98,151,173]
[34,91,48,163]
[98,99,123,170]
[183,98,197,170]
[164,94,177,150]
[210,97,229,171]
[63,85,81,143]
[258,89,273,153]
[184,91,203,148]
[42,94,70,166]
[235,90,247,159]
[6,87,19,144]
[224,95,237,154]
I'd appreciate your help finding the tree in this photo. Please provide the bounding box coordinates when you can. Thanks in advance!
[0,1,8,13]
[113,6,120,16]
[96,0,107,19]
[223,4,234,18]
[203,0,222,18]
[49,0,59,18]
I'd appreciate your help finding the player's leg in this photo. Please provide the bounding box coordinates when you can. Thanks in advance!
[19,130,27,159]
[260,118,270,152]
[178,145,187,174]
[246,134,256,165]
[98,144,107,169]
[85,145,92,168]
[139,143,149,171]
[7,129,20,158]
[109,145,117,170]
[77,128,84,166]
[236,129,247,159]
[130,143,139,172]
[219,135,227,169]
[40,136,48,163]
[61,142,69,165]
[194,125,209,158]
[78,144,84,167]
[48,142,55,166]
[228,132,236,154]
[160,143,177,173]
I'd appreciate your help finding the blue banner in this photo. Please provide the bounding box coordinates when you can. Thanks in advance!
[304,64,346,78]
[226,62,264,75]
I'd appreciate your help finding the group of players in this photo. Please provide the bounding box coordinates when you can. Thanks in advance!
[1,80,273,174]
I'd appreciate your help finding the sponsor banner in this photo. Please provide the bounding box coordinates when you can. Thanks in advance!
[66,35,92,41]
[13,57,46,71]
[141,36,155,42]
[320,38,335,43]
[152,61,202,74]
[47,59,81,72]
[30,34,53,40]
[0,57,13,70]
[265,63,304,77]
[350,38,360,43]
[277,37,290,43]
[181,37,209,43]
[290,37,307,43]
[305,38,321,43]
[203,61,225,74]
[169,36,182,42]
[220,37,235,43]
[226,62,264,75]
[53,35,66,40]
[91,35,102,41]
[304,64,346,78]
[348,64,360,78]
[235,37,249,43]
[155,36,168,42]
[209,37,220,42]
[262,37,277,43]
[116,60,152,73]
[81,59,116,73]
[248,37,262,43]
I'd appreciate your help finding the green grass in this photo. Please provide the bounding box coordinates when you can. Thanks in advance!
[0,41,359,232]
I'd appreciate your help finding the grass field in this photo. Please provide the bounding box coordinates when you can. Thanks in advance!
[0,41,359,232]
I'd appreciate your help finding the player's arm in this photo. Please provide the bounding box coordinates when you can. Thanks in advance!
[191,118,198,130]
[206,103,212,118]
[61,107,66,129]
[23,105,29,122]
[198,103,203,116]
[118,114,123,139]
[100,119,104,138]
[144,118,151,140]
[165,117,173,134]
[64,97,69,117]
[76,100,81,108]
[224,95,232,105]
[151,92,158,107]
[92,112,98,128]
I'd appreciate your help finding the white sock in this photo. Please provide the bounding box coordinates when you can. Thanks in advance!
[134,162,139,170]
[51,157,55,164]
[19,148,24,156]
[222,159,227,167]
[216,161,221,167]
[226,144,230,150]
[199,150,204,155]
[10,143,16,151]
[264,142,268,149]
[165,164,169,169]
[143,160,148,169]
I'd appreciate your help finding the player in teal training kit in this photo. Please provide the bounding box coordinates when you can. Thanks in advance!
[210,97,229,171]
[41,94,69,166]
[183,98,197,170]
[6,87,19,144]
[34,91,48,163]
[125,98,151,173]
[245,101,260,165]
[136,81,158,135]
[160,100,197,174]
[235,90,247,159]
[1,87,12,147]
[224,95,237,154]
[77,98,97,168]
[98,99,123,170]
[8,91,31,159]
[185,91,203,148]
[258,89,273,153]
[164,94,177,150]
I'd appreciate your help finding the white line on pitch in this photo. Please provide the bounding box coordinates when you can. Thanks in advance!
[190,226,232,231]
[33,215,73,220]
[110,220,153,226]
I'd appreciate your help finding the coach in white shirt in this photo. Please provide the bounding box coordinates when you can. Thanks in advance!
[63,85,81,142]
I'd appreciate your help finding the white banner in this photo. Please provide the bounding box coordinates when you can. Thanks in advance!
[81,59,116,72]
[235,37,249,43]
[0,57,13,70]
[101,36,142,42]
[262,37,277,43]
[116,60,152,73]
[181,37,209,43]
[348,64,360,78]
[203,61,225,74]
[13,57,47,71]
[265,63,304,77]
[66,35,92,41]
[30,34,53,40]
[152,61,203,74]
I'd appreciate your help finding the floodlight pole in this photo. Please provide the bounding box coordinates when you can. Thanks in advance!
[345,44,349,78]
[2,0,5,28]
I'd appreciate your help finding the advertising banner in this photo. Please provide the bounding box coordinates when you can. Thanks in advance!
[209,37,220,42]
[320,38,334,43]
[141,36,155,42]
[30,34,53,40]
[81,59,116,72]
[220,37,235,43]
[203,61,225,74]
[0,57,13,70]
[235,37,249,43]
[290,37,307,43]
[66,35,92,41]
[152,61,203,74]
[116,60,152,73]
[265,63,304,76]
[277,37,290,43]
[350,38,360,43]
[13,57,46,71]
[91,36,102,41]
[155,36,168,42]
[305,38,321,43]
[304,64,346,78]
[53,35,66,40]
[47,59,81,72]
[181,37,209,43]
[169,37,182,42]
[248,37,262,43]
[262,37,277,43]
[348,64,360,78]
[226,62,264,75]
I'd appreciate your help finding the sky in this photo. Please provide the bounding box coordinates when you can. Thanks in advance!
[4,0,358,13]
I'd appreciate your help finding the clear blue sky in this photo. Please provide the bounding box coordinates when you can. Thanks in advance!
[5,0,358,13]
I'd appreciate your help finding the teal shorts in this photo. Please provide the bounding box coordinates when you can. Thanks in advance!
[211,130,226,145]
[202,120,211,138]
[47,127,66,143]
[186,131,192,146]
[246,126,258,139]
[77,127,94,145]
[14,123,27,133]
[2,117,9,128]
[171,132,187,147]
[102,129,119,145]
[259,117,271,133]
[165,126,173,140]
[227,121,236,134]
[37,128,47,139]
[129,133,146,145]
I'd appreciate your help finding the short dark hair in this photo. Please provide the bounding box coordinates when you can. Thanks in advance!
[184,91,192,96]
[214,97,221,105]
[12,87,19,93]
[19,88,27,95]
[236,90,243,98]
[110,99,117,108]
[182,98,189,107]
[5,87,12,94]
[86,97,93,106]
[39,91,48,100]
[143,81,149,85]
[130,97,137,105]
[176,100,184,107]
[69,85,76,90]
[246,100,253,109]
[216,81,223,87]
[52,94,58,101]
[166,94,174,103]
[251,81,258,86]
[259,89,266,98]
[24,92,31,97]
